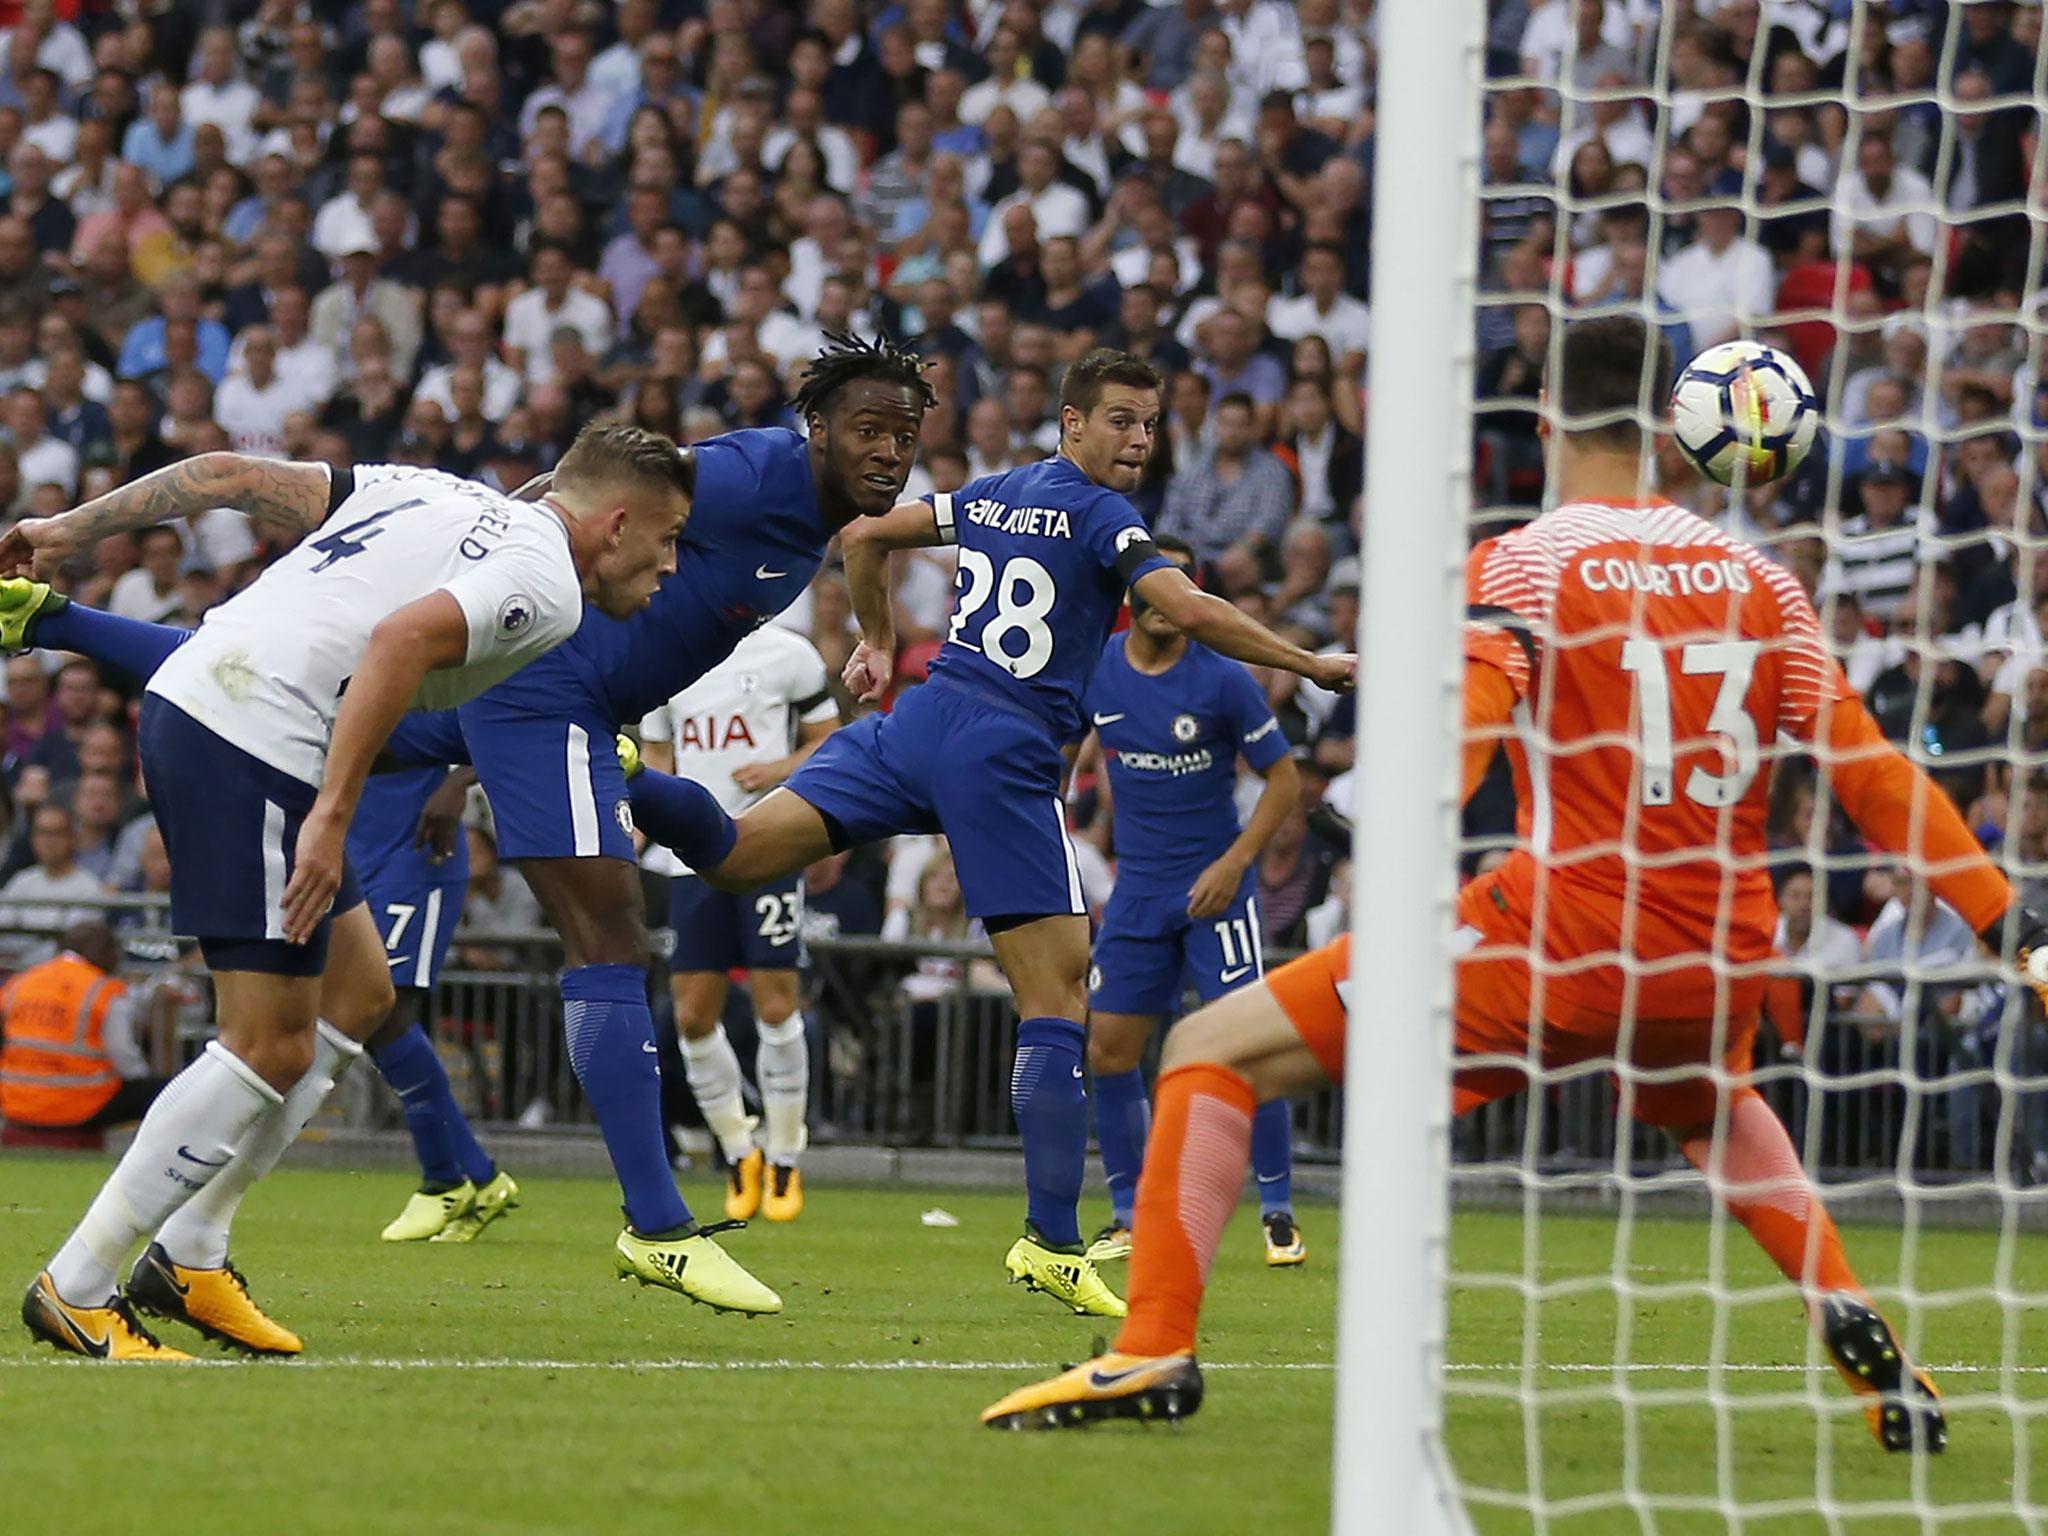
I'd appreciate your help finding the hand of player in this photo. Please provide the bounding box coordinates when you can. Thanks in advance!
[413,770,472,864]
[843,640,892,704]
[1186,855,1248,919]
[732,761,785,794]
[1981,906,2048,1013]
[282,807,346,945]
[0,516,74,579]
[1308,653,1358,693]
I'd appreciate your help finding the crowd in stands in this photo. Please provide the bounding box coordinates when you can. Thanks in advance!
[0,0,1371,972]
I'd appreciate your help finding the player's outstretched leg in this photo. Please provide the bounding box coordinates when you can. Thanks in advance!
[625,760,740,874]
[1672,1088,1945,1453]
[984,958,1335,1429]
[1252,1099,1305,1268]
[0,578,189,673]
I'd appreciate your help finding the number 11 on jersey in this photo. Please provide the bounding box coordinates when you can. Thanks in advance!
[1619,638,1762,809]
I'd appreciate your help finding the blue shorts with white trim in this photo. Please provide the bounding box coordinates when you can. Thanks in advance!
[391,685,635,865]
[139,695,364,978]
[783,677,1087,923]
[1088,871,1263,1017]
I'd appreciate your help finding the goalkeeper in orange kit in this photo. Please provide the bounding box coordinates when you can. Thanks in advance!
[983,317,2045,1450]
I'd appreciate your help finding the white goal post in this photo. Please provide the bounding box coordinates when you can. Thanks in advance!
[1336,0,1485,1529]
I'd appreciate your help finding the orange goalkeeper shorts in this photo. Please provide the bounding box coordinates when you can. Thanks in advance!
[1270,868,1761,1130]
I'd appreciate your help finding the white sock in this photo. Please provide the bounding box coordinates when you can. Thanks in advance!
[46,1041,281,1305]
[681,1025,756,1164]
[756,1014,809,1166]
[156,1021,363,1271]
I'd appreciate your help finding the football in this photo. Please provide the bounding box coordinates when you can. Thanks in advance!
[1670,339,1820,487]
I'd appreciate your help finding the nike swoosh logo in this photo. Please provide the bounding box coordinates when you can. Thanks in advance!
[1091,712,1126,726]
[146,1252,191,1296]
[1219,965,1254,983]
[642,1041,659,1054]
[1072,1065,1084,1079]
[755,565,787,580]
[55,1306,112,1357]
[1088,1359,1164,1391]
[177,1144,230,1167]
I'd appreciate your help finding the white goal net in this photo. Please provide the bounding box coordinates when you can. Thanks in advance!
[1344,0,2048,1529]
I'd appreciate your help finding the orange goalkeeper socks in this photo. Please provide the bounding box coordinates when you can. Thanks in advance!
[1114,1062,1257,1358]
[1676,1087,1859,1302]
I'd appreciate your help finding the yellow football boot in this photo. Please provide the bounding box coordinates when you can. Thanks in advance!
[614,1222,782,1315]
[126,1244,303,1356]
[1818,1292,1947,1453]
[381,1180,477,1241]
[21,1272,192,1361]
[1262,1211,1307,1268]
[982,1351,1204,1430]
[0,577,64,653]
[432,1170,520,1243]
[725,1148,765,1221]
[1004,1230,1127,1317]
[1085,1223,1133,1263]
[762,1163,803,1223]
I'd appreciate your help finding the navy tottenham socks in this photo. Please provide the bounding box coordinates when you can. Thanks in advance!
[562,963,693,1234]
[1011,1017,1089,1249]
[628,767,738,871]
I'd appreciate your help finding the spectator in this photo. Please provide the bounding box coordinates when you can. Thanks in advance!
[1828,462,1927,622]
[1275,374,1362,526]
[1267,242,1369,367]
[213,325,303,456]
[121,81,195,188]
[1193,307,1286,416]
[4,385,73,496]
[311,230,423,378]
[1655,205,1776,350]
[181,27,262,164]
[1832,131,1937,288]
[0,804,108,950]
[116,272,230,383]
[503,240,613,387]
[109,526,185,625]
[1158,392,1295,586]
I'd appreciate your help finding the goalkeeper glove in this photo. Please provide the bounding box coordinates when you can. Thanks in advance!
[615,733,642,779]
[1980,906,2048,1010]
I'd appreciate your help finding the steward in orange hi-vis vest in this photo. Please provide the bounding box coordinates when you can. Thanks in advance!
[1,922,164,1129]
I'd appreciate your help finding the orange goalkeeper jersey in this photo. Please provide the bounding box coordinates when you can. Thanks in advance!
[1463,496,2007,998]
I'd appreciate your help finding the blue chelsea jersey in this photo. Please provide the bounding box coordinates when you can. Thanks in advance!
[1083,633,1290,896]
[925,456,1174,740]
[566,429,831,725]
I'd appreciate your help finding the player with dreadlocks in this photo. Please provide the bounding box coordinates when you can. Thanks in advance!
[0,335,934,1323]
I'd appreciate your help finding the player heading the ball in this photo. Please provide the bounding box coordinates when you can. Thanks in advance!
[13,427,688,1361]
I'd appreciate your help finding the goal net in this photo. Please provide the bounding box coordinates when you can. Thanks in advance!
[1343,0,2048,1528]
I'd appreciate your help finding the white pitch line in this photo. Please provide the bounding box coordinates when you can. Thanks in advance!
[2,1356,2044,1376]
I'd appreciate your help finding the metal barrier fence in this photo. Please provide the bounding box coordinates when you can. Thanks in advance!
[7,899,2047,1188]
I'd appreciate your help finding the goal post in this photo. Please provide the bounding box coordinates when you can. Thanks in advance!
[1334,0,1485,1529]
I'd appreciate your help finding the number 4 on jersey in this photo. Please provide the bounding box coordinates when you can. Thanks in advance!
[1620,638,1761,808]
[309,500,425,572]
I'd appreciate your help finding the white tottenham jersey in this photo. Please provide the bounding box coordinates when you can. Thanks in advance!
[640,625,836,877]
[149,463,584,787]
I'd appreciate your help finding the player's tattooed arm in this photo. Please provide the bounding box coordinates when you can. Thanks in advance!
[0,453,335,576]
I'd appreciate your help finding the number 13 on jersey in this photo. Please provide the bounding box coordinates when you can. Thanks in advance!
[1619,638,1761,808]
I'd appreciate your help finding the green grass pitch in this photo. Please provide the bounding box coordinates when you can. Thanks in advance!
[2,1157,2044,1534]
